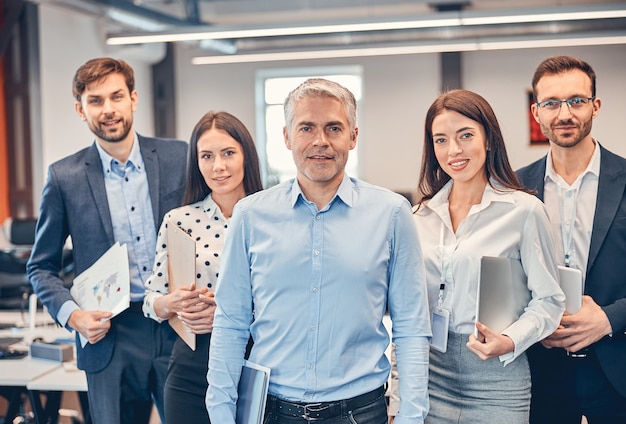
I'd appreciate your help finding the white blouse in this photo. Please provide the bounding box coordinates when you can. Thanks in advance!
[143,194,227,322]
[414,180,565,362]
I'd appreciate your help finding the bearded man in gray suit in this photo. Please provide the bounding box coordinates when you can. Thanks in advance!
[27,57,187,424]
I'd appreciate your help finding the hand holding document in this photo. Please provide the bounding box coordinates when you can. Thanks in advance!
[70,242,130,346]
[70,242,130,316]
[167,222,199,350]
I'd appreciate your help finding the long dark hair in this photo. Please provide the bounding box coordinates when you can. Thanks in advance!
[417,89,531,205]
[183,111,263,205]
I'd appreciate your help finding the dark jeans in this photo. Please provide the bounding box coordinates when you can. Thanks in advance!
[263,389,387,424]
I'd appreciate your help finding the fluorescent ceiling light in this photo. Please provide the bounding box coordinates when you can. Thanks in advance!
[460,9,626,25]
[106,9,168,32]
[107,5,626,46]
[107,18,461,45]
[199,39,238,54]
[191,34,626,65]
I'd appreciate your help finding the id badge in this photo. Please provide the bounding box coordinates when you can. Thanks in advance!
[430,309,450,353]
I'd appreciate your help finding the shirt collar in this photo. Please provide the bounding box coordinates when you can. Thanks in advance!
[545,139,601,185]
[289,173,354,209]
[202,193,226,221]
[95,132,143,174]
[418,178,515,216]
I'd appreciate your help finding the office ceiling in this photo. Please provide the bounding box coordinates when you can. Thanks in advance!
[38,0,626,56]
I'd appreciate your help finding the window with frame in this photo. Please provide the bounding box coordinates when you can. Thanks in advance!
[255,66,363,187]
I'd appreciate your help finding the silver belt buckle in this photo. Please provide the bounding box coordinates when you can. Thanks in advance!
[301,403,329,421]
[566,350,587,358]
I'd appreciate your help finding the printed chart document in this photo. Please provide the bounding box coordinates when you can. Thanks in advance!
[558,266,583,314]
[475,256,531,337]
[71,242,130,316]
[236,360,271,424]
[167,222,198,350]
[71,242,130,346]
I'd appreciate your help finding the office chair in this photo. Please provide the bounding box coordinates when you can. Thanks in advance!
[0,218,75,311]
[0,218,38,310]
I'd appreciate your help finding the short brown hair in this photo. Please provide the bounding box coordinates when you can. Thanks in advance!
[72,57,135,101]
[531,56,596,101]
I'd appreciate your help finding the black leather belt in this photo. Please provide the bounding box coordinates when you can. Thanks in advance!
[268,386,384,421]
[566,347,589,358]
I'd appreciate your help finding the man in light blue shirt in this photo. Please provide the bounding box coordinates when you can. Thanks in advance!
[206,78,431,423]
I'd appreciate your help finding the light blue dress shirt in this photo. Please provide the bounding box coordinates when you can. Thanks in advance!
[206,174,431,424]
[58,135,156,327]
[98,137,156,302]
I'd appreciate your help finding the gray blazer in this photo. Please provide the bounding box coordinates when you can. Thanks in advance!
[27,135,187,372]
[517,143,626,397]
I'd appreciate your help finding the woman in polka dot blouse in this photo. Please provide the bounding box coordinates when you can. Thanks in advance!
[142,111,263,423]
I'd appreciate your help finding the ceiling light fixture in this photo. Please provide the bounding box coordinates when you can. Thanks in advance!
[190,33,626,65]
[106,8,168,32]
[106,4,626,46]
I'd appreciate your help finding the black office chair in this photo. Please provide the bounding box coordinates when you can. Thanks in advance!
[0,218,75,311]
[0,218,38,310]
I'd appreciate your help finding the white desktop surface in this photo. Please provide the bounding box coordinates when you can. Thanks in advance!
[27,363,87,392]
[1,310,78,387]
[0,356,61,386]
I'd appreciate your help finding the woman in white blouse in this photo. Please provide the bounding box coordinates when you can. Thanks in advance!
[409,90,564,423]
[142,111,263,423]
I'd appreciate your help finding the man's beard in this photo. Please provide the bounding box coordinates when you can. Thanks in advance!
[542,118,592,149]
[89,118,133,143]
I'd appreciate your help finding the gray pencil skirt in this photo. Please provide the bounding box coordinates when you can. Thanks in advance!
[426,331,531,424]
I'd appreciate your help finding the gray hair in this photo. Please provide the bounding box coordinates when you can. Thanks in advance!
[283,78,357,132]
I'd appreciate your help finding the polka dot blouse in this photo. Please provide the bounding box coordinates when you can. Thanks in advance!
[143,194,228,322]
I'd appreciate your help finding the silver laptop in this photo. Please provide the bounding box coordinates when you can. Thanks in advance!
[475,256,531,337]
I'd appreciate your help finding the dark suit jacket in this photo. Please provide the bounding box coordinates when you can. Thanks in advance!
[517,144,626,397]
[27,135,187,373]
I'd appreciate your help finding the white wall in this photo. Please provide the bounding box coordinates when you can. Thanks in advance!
[174,44,626,197]
[35,3,160,208]
[37,3,626,204]
[464,46,626,171]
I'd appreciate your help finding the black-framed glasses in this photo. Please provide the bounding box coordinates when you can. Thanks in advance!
[535,96,595,111]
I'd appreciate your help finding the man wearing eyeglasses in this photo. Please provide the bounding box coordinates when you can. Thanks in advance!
[517,55,626,423]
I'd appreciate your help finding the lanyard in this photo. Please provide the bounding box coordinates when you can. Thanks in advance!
[558,184,579,267]
[438,224,446,311]
[437,208,480,309]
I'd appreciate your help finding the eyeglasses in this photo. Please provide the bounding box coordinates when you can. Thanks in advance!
[535,96,595,112]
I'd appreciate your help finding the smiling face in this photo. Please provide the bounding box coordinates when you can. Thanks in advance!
[531,69,600,149]
[283,96,357,194]
[197,127,246,202]
[75,72,137,145]
[432,110,488,189]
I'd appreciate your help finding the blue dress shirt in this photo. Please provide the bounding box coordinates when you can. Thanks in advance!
[206,174,431,424]
[57,135,156,327]
[97,137,156,301]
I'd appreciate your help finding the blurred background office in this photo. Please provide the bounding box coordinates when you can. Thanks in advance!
[0,2,624,423]
[1,0,625,306]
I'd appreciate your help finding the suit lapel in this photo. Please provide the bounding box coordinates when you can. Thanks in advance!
[84,144,115,244]
[587,146,626,272]
[528,157,547,201]
[139,136,161,229]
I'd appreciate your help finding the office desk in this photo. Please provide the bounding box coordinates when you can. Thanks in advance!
[0,317,83,424]
[0,356,61,422]
[27,363,90,424]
